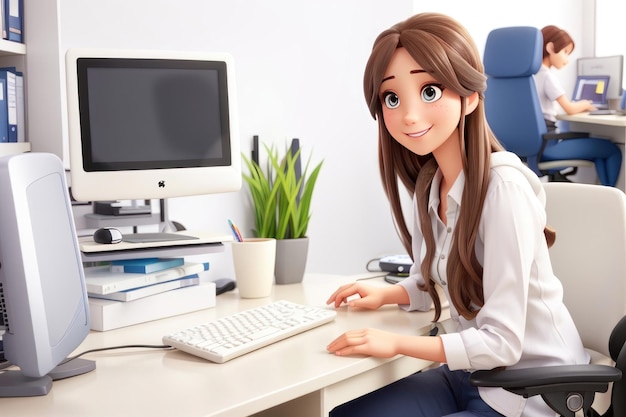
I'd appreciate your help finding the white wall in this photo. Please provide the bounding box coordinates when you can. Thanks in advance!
[596,0,626,92]
[414,0,589,96]
[52,0,588,280]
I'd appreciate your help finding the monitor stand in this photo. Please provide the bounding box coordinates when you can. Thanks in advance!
[0,358,95,398]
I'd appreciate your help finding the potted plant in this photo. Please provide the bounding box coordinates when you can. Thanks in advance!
[242,140,323,284]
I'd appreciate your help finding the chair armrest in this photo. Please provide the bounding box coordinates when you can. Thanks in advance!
[470,365,621,397]
[542,131,590,141]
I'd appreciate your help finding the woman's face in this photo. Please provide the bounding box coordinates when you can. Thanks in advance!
[379,47,462,159]
[547,42,573,70]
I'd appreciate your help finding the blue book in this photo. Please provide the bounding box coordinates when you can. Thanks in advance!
[0,68,16,142]
[4,0,22,43]
[110,257,185,274]
[88,274,200,302]
[85,261,210,295]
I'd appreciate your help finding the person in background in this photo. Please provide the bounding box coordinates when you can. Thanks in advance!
[535,25,596,130]
[325,13,588,417]
[535,24,622,185]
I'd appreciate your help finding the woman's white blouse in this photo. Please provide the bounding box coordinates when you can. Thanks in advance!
[397,153,589,415]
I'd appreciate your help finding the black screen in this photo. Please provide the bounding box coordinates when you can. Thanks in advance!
[76,58,232,171]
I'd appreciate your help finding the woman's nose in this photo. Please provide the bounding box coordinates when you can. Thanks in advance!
[402,101,421,125]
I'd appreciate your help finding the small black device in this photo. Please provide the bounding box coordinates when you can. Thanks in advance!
[214,278,236,295]
[379,254,413,274]
[93,227,123,244]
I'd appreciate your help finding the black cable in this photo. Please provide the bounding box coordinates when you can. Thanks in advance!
[365,257,382,272]
[60,344,174,365]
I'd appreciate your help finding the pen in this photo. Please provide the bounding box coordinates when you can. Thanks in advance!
[228,219,243,242]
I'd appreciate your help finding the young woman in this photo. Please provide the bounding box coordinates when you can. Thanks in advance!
[326,13,588,417]
[535,25,595,128]
[535,24,622,186]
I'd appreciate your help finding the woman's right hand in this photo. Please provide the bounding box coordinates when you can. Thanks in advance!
[326,282,387,310]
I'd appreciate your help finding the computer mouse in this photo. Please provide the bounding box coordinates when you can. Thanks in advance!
[214,278,236,295]
[93,227,123,244]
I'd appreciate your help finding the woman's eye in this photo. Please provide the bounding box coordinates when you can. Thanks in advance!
[421,84,444,103]
[382,92,400,109]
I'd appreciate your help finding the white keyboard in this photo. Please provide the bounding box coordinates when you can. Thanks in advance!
[162,300,337,363]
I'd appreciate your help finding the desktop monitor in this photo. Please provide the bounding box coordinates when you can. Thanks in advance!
[577,55,624,101]
[65,48,242,202]
[0,153,93,397]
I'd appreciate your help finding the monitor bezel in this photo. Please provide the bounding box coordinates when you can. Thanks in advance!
[65,48,241,202]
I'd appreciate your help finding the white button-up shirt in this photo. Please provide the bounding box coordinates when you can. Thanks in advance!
[398,152,589,416]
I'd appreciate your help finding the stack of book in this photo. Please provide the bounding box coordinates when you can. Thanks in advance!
[84,257,215,331]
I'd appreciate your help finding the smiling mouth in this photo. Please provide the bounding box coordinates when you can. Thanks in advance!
[407,127,431,138]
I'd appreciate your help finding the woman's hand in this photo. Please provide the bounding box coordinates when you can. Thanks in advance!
[326,282,387,309]
[327,329,447,362]
[326,328,400,358]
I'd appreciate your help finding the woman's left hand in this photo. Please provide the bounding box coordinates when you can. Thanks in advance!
[327,328,400,358]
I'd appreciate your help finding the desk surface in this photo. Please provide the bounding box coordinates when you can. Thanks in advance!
[0,273,441,417]
[557,112,626,127]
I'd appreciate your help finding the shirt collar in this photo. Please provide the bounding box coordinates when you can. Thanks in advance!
[427,167,465,213]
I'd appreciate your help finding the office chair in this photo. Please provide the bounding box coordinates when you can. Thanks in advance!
[470,182,626,416]
[482,27,616,184]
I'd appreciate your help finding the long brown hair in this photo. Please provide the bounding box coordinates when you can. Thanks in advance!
[364,13,555,321]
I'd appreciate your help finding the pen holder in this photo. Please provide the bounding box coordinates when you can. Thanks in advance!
[231,238,276,298]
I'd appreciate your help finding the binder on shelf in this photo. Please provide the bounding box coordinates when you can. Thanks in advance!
[0,77,7,143]
[84,261,210,295]
[88,274,200,302]
[15,71,23,142]
[3,0,22,43]
[0,0,5,40]
[88,282,216,331]
[0,67,17,142]
[110,257,185,274]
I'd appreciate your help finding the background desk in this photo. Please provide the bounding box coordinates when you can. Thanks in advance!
[557,113,626,191]
[0,273,444,417]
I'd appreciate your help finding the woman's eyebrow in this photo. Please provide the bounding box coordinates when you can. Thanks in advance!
[381,69,426,84]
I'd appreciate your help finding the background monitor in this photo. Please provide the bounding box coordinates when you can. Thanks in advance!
[65,48,242,202]
[571,75,610,106]
[577,55,624,101]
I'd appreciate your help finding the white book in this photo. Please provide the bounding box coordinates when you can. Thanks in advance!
[84,261,209,295]
[88,282,216,332]
[88,275,199,302]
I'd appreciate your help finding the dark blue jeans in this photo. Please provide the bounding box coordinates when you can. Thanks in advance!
[329,365,505,417]
[543,119,623,186]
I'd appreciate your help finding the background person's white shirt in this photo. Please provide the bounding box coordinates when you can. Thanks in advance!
[534,64,566,123]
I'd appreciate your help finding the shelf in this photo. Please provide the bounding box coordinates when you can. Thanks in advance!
[0,39,25,56]
[0,142,30,156]
[84,212,162,229]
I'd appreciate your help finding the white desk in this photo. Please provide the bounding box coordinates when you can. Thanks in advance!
[0,273,444,417]
[557,112,626,191]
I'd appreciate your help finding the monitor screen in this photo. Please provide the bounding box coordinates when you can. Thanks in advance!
[65,49,241,202]
[577,55,624,101]
[571,75,610,106]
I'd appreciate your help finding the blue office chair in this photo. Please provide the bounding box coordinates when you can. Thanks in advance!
[483,26,622,186]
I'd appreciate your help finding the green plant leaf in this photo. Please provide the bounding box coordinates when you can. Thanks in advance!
[241,141,323,239]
